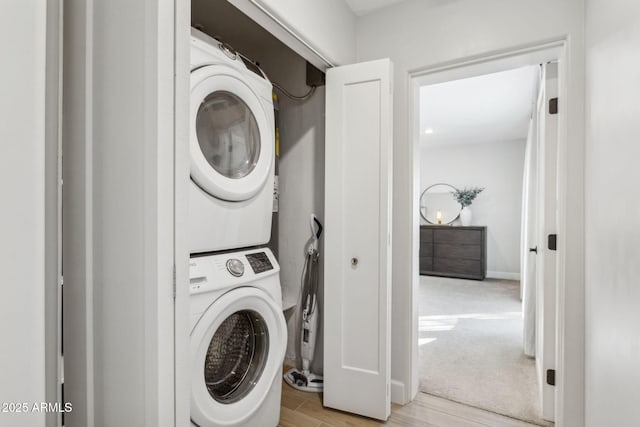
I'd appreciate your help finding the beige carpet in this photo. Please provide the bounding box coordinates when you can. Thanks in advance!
[418,275,552,426]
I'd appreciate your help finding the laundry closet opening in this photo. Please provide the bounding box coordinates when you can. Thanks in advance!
[191,0,327,375]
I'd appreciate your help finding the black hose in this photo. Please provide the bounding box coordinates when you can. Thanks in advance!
[272,82,317,102]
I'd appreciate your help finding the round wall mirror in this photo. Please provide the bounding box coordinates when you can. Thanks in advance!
[420,183,461,225]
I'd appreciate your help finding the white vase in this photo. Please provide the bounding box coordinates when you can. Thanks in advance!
[460,206,472,226]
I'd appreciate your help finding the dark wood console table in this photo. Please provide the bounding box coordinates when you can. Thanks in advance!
[419,225,487,280]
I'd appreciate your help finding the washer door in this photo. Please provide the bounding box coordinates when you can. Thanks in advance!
[190,65,273,202]
[191,287,286,426]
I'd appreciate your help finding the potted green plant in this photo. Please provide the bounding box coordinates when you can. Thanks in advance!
[451,187,484,226]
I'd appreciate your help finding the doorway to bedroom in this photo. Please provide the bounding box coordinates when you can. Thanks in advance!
[415,58,559,426]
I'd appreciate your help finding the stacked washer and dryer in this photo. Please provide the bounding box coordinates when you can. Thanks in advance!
[188,28,286,427]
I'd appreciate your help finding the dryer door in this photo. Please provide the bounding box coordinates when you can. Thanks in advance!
[190,65,273,202]
[190,287,286,426]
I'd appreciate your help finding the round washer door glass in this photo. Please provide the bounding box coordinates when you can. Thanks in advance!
[204,310,268,403]
[196,91,260,180]
[190,287,287,426]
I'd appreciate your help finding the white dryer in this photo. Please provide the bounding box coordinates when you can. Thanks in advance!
[189,248,286,427]
[189,28,275,254]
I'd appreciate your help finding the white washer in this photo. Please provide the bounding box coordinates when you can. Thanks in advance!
[189,248,286,427]
[189,28,275,254]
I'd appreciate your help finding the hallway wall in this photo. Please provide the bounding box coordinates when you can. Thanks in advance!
[0,2,49,426]
[585,0,640,424]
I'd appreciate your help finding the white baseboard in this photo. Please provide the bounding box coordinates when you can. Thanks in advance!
[390,379,406,405]
[486,271,521,280]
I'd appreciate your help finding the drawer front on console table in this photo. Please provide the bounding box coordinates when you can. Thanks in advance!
[419,225,486,280]
[419,243,434,258]
[434,228,482,245]
[420,228,434,243]
[419,257,433,273]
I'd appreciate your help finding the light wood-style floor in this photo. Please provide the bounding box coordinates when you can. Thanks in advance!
[279,380,543,427]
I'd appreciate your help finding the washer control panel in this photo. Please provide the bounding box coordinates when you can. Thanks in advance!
[189,248,279,295]
[226,258,245,277]
[246,251,274,274]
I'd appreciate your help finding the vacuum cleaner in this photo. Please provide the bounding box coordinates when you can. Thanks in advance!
[284,214,324,392]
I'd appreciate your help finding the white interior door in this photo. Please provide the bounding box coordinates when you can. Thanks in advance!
[536,62,558,422]
[323,58,393,421]
[522,98,539,357]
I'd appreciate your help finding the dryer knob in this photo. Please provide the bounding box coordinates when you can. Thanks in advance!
[226,258,244,277]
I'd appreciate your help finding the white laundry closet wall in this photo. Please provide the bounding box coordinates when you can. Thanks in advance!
[192,0,327,373]
[277,87,326,372]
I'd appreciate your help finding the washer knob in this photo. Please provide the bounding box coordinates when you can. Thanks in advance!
[226,258,244,277]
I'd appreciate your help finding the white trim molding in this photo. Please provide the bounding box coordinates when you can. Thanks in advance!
[390,380,405,405]
[486,271,521,281]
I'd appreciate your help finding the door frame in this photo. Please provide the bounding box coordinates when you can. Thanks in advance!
[63,0,180,425]
[407,39,568,418]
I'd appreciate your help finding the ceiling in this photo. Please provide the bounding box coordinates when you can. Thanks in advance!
[344,0,409,16]
[420,66,540,149]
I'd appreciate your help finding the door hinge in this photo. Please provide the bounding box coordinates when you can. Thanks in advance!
[546,369,556,386]
[549,97,558,115]
[548,234,557,251]
[172,265,176,299]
